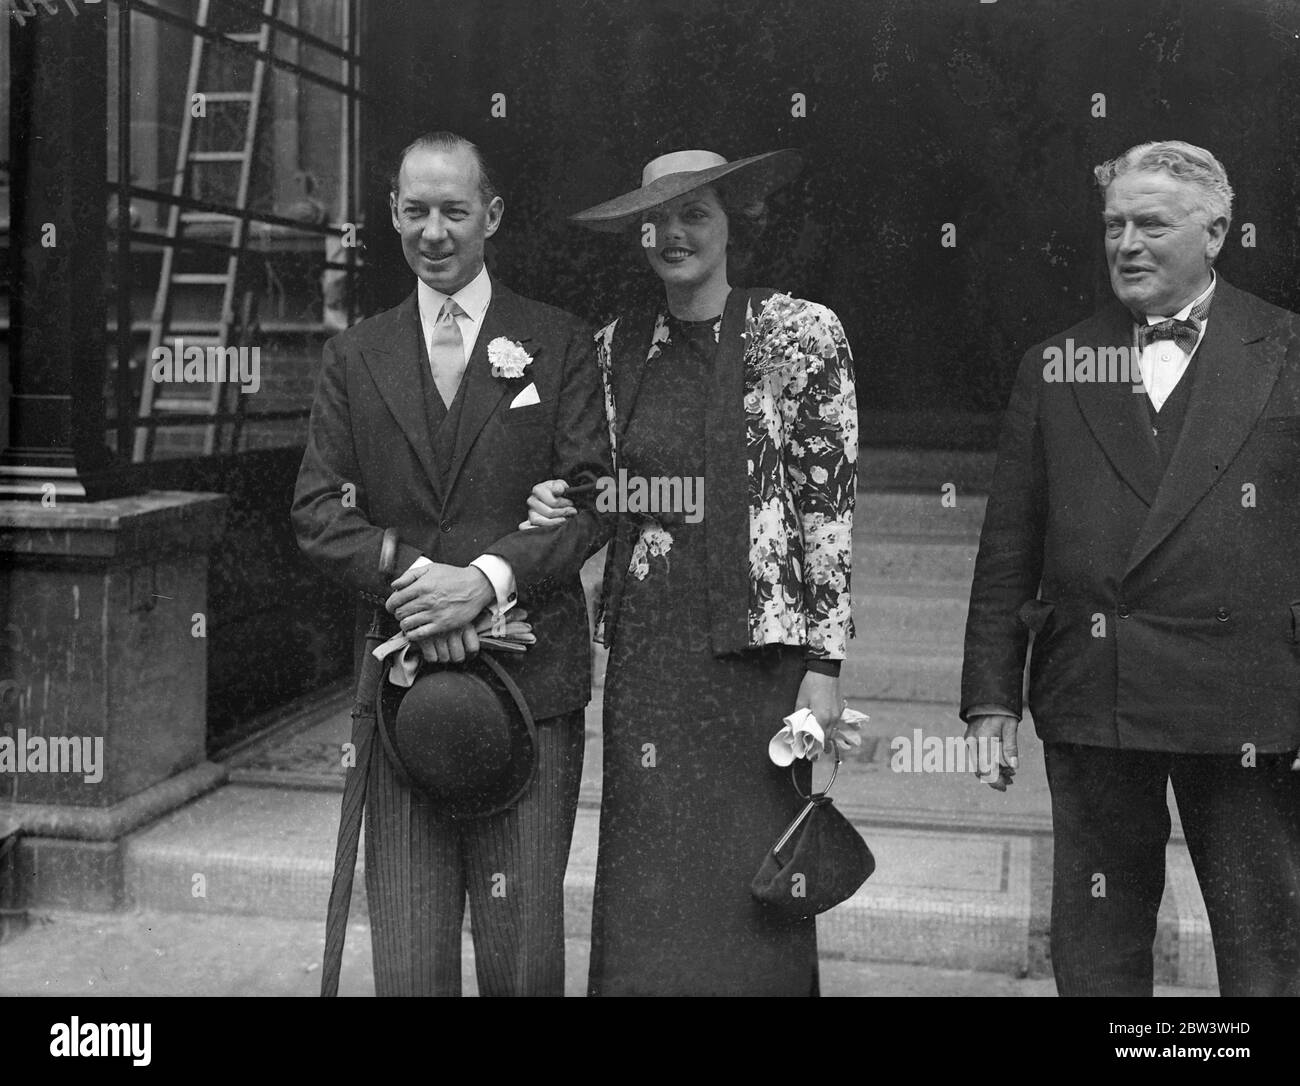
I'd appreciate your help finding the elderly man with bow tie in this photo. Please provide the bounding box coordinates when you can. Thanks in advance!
[961,140,1300,996]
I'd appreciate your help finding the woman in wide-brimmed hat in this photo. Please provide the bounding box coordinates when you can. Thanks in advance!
[526,148,858,996]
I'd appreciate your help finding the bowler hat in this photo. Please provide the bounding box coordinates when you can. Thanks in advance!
[571,148,802,232]
[376,654,537,820]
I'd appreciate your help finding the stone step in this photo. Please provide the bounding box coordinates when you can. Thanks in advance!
[117,781,1215,987]
[856,491,987,539]
[836,699,965,770]
[843,649,963,704]
[856,538,977,586]
[855,581,970,648]
[124,786,367,922]
[126,784,1037,972]
[839,698,961,733]
[859,448,997,493]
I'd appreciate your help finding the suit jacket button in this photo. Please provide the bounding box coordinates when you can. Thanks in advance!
[1216,607,1230,621]
[1117,604,1131,619]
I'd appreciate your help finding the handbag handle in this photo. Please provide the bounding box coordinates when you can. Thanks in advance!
[771,744,844,859]
[791,740,841,802]
[772,798,817,856]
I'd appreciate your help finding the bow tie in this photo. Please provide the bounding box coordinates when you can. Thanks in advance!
[1136,316,1200,356]
[1134,287,1214,356]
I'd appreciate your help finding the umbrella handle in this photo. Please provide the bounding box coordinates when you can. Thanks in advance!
[378,527,398,580]
[364,529,399,641]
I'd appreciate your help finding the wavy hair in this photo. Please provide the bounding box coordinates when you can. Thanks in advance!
[1093,141,1233,229]
[714,183,769,270]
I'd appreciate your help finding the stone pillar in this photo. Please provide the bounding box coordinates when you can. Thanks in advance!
[0,490,228,909]
[3,2,129,500]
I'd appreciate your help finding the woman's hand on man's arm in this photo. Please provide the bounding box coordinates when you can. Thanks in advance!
[519,479,577,530]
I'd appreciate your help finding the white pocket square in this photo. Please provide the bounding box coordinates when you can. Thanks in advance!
[509,382,540,408]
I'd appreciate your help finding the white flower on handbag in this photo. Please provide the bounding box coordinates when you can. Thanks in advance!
[830,706,868,754]
[488,337,533,379]
[768,708,825,766]
[768,705,869,765]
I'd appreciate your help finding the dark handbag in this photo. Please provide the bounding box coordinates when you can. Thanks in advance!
[751,747,874,920]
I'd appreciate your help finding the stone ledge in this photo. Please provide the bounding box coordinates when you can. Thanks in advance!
[0,758,228,842]
[0,490,228,561]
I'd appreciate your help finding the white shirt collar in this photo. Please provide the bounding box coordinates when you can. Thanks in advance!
[416,264,492,326]
[1144,270,1216,325]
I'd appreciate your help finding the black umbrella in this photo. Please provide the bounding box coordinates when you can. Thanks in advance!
[320,528,397,997]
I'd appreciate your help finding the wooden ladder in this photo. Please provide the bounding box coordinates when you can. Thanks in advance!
[133,0,278,462]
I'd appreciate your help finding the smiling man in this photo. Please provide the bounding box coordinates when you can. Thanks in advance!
[961,141,1300,996]
[292,131,611,996]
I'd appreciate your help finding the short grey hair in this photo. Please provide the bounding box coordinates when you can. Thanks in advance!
[1093,141,1234,229]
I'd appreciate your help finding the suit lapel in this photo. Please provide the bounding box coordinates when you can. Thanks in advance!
[358,291,443,503]
[1125,280,1286,575]
[1068,300,1163,508]
[443,281,528,499]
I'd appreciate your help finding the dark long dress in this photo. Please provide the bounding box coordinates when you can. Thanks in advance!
[588,313,818,997]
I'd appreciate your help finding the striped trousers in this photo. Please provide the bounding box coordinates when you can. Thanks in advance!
[364,710,586,996]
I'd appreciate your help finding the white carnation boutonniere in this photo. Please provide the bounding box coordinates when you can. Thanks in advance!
[487,337,533,380]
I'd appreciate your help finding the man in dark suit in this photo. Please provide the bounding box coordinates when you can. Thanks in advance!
[961,140,1300,996]
[292,131,610,996]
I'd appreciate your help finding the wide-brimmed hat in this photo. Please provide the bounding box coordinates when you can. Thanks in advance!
[377,654,536,820]
[571,148,802,232]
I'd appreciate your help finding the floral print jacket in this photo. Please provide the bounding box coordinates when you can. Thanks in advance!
[592,287,857,661]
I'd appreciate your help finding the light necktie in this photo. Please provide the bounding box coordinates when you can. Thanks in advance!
[429,299,467,407]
